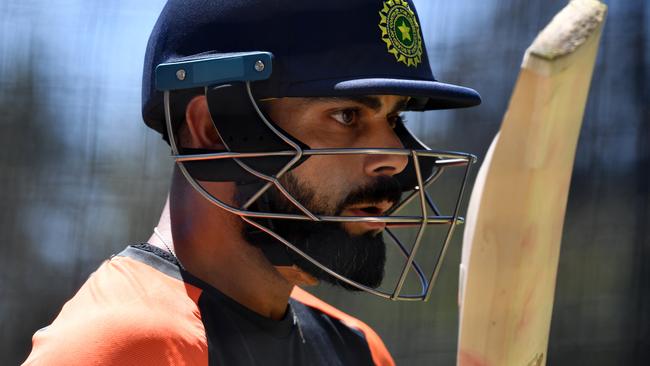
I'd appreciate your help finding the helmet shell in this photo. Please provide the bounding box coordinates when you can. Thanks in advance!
[141,0,481,135]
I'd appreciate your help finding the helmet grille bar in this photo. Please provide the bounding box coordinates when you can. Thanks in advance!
[424,155,474,302]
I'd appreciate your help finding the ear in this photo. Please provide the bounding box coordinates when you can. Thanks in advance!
[184,95,223,149]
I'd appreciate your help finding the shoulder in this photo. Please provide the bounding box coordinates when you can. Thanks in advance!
[24,255,208,365]
[25,309,207,366]
[290,287,395,366]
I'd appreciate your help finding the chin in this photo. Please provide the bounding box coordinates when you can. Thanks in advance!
[285,223,388,291]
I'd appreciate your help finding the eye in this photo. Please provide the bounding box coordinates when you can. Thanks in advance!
[331,108,359,126]
[388,113,406,128]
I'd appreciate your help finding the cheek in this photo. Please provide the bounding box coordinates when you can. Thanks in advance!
[197,181,239,206]
[289,155,360,208]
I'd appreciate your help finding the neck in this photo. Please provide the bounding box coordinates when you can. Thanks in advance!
[148,171,296,320]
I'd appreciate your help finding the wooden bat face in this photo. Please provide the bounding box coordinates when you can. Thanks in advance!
[457,1,607,365]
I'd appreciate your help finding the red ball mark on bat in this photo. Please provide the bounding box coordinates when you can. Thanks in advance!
[458,350,490,366]
[520,224,537,250]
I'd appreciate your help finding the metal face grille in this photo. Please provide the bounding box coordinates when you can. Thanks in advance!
[163,83,475,301]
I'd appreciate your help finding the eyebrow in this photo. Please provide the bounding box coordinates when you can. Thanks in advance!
[304,96,409,114]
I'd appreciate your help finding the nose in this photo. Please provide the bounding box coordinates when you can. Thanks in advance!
[363,123,409,177]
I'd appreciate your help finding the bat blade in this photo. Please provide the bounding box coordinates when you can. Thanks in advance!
[457,1,607,365]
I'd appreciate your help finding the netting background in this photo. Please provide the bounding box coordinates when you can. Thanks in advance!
[1,0,648,364]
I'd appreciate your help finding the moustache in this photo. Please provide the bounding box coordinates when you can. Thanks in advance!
[335,175,402,215]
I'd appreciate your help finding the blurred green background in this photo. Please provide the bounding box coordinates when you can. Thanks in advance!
[1,0,648,364]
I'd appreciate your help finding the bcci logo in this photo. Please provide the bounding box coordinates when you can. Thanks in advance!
[378,0,423,67]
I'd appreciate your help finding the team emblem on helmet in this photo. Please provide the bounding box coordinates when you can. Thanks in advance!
[378,0,423,67]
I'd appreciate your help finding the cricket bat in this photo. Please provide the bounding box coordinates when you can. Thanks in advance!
[456,1,607,365]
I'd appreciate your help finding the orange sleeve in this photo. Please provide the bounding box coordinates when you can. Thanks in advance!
[24,308,206,366]
[23,257,208,366]
[290,286,395,366]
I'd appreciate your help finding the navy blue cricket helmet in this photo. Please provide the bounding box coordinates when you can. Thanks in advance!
[142,0,480,135]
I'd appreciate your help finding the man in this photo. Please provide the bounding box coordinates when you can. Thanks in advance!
[24,0,480,364]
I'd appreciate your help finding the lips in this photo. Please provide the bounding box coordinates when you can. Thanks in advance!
[345,209,387,230]
[345,201,394,216]
[342,201,395,231]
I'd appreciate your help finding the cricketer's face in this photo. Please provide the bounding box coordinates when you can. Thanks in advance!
[250,95,410,290]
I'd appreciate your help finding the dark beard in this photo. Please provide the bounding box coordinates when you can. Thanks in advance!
[238,174,402,291]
